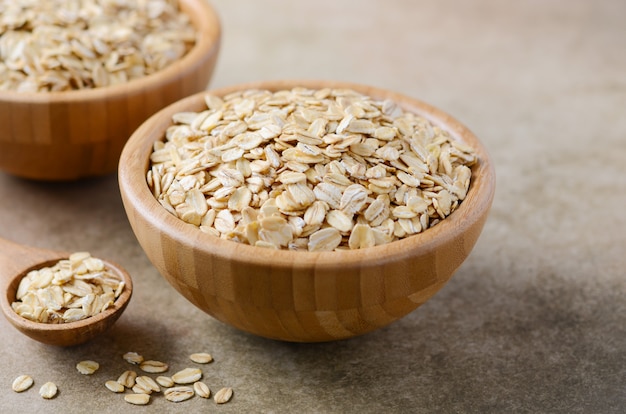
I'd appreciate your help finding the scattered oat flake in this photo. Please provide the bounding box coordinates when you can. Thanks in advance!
[124,393,150,405]
[76,360,100,375]
[105,380,125,393]
[123,352,144,365]
[12,375,34,393]
[156,376,175,388]
[172,368,202,385]
[164,386,195,403]
[117,370,137,388]
[194,381,211,399]
[136,376,160,393]
[139,360,169,373]
[214,387,233,404]
[189,353,214,364]
[39,382,58,399]
[132,383,152,395]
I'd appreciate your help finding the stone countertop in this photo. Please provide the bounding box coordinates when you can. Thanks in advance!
[1,0,624,412]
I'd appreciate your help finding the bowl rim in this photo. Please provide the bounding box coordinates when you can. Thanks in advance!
[119,80,496,269]
[0,0,221,104]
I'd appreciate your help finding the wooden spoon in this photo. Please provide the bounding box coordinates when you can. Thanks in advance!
[0,238,132,347]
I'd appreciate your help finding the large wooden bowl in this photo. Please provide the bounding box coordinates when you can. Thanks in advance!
[118,80,496,342]
[0,0,221,181]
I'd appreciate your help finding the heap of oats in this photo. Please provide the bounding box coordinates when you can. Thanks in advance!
[0,0,195,92]
[147,87,477,251]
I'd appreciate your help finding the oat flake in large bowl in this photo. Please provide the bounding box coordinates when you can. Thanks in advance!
[119,80,496,342]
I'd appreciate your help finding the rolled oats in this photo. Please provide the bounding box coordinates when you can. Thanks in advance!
[214,387,233,404]
[0,0,196,92]
[39,382,57,399]
[11,252,124,323]
[117,370,137,388]
[139,360,169,374]
[122,352,144,365]
[164,386,195,402]
[136,376,161,393]
[189,353,214,364]
[105,380,125,393]
[148,88,477,252]
[11,375,33,393]
[132,383,152,395]
[76,360,100,375]
[124,393,150,405]
[156,376,175,388]
[11,352,236,407]
[193,381,211,399]
[308,227,342,252]
[171,368,202,385]
[348,223,376,250]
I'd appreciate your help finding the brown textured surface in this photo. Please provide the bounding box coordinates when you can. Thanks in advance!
[0,0,624,412]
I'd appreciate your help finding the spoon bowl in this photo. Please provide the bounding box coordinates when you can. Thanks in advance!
[0,238,132,347]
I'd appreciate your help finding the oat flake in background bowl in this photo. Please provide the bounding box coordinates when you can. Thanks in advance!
[119,80,496,342]
[0,0,221,180]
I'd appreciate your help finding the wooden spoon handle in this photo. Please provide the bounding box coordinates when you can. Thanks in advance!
[0,237,67,282]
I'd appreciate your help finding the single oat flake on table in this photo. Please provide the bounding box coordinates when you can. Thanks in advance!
[139,360,169,373]
[11,375,34,393]
[76,360,100,375]
[148,87,478,251]
[39,382,57,399]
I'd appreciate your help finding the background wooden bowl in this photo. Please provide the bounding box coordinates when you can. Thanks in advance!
[118,80,496,342]
[0,0,221,181]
